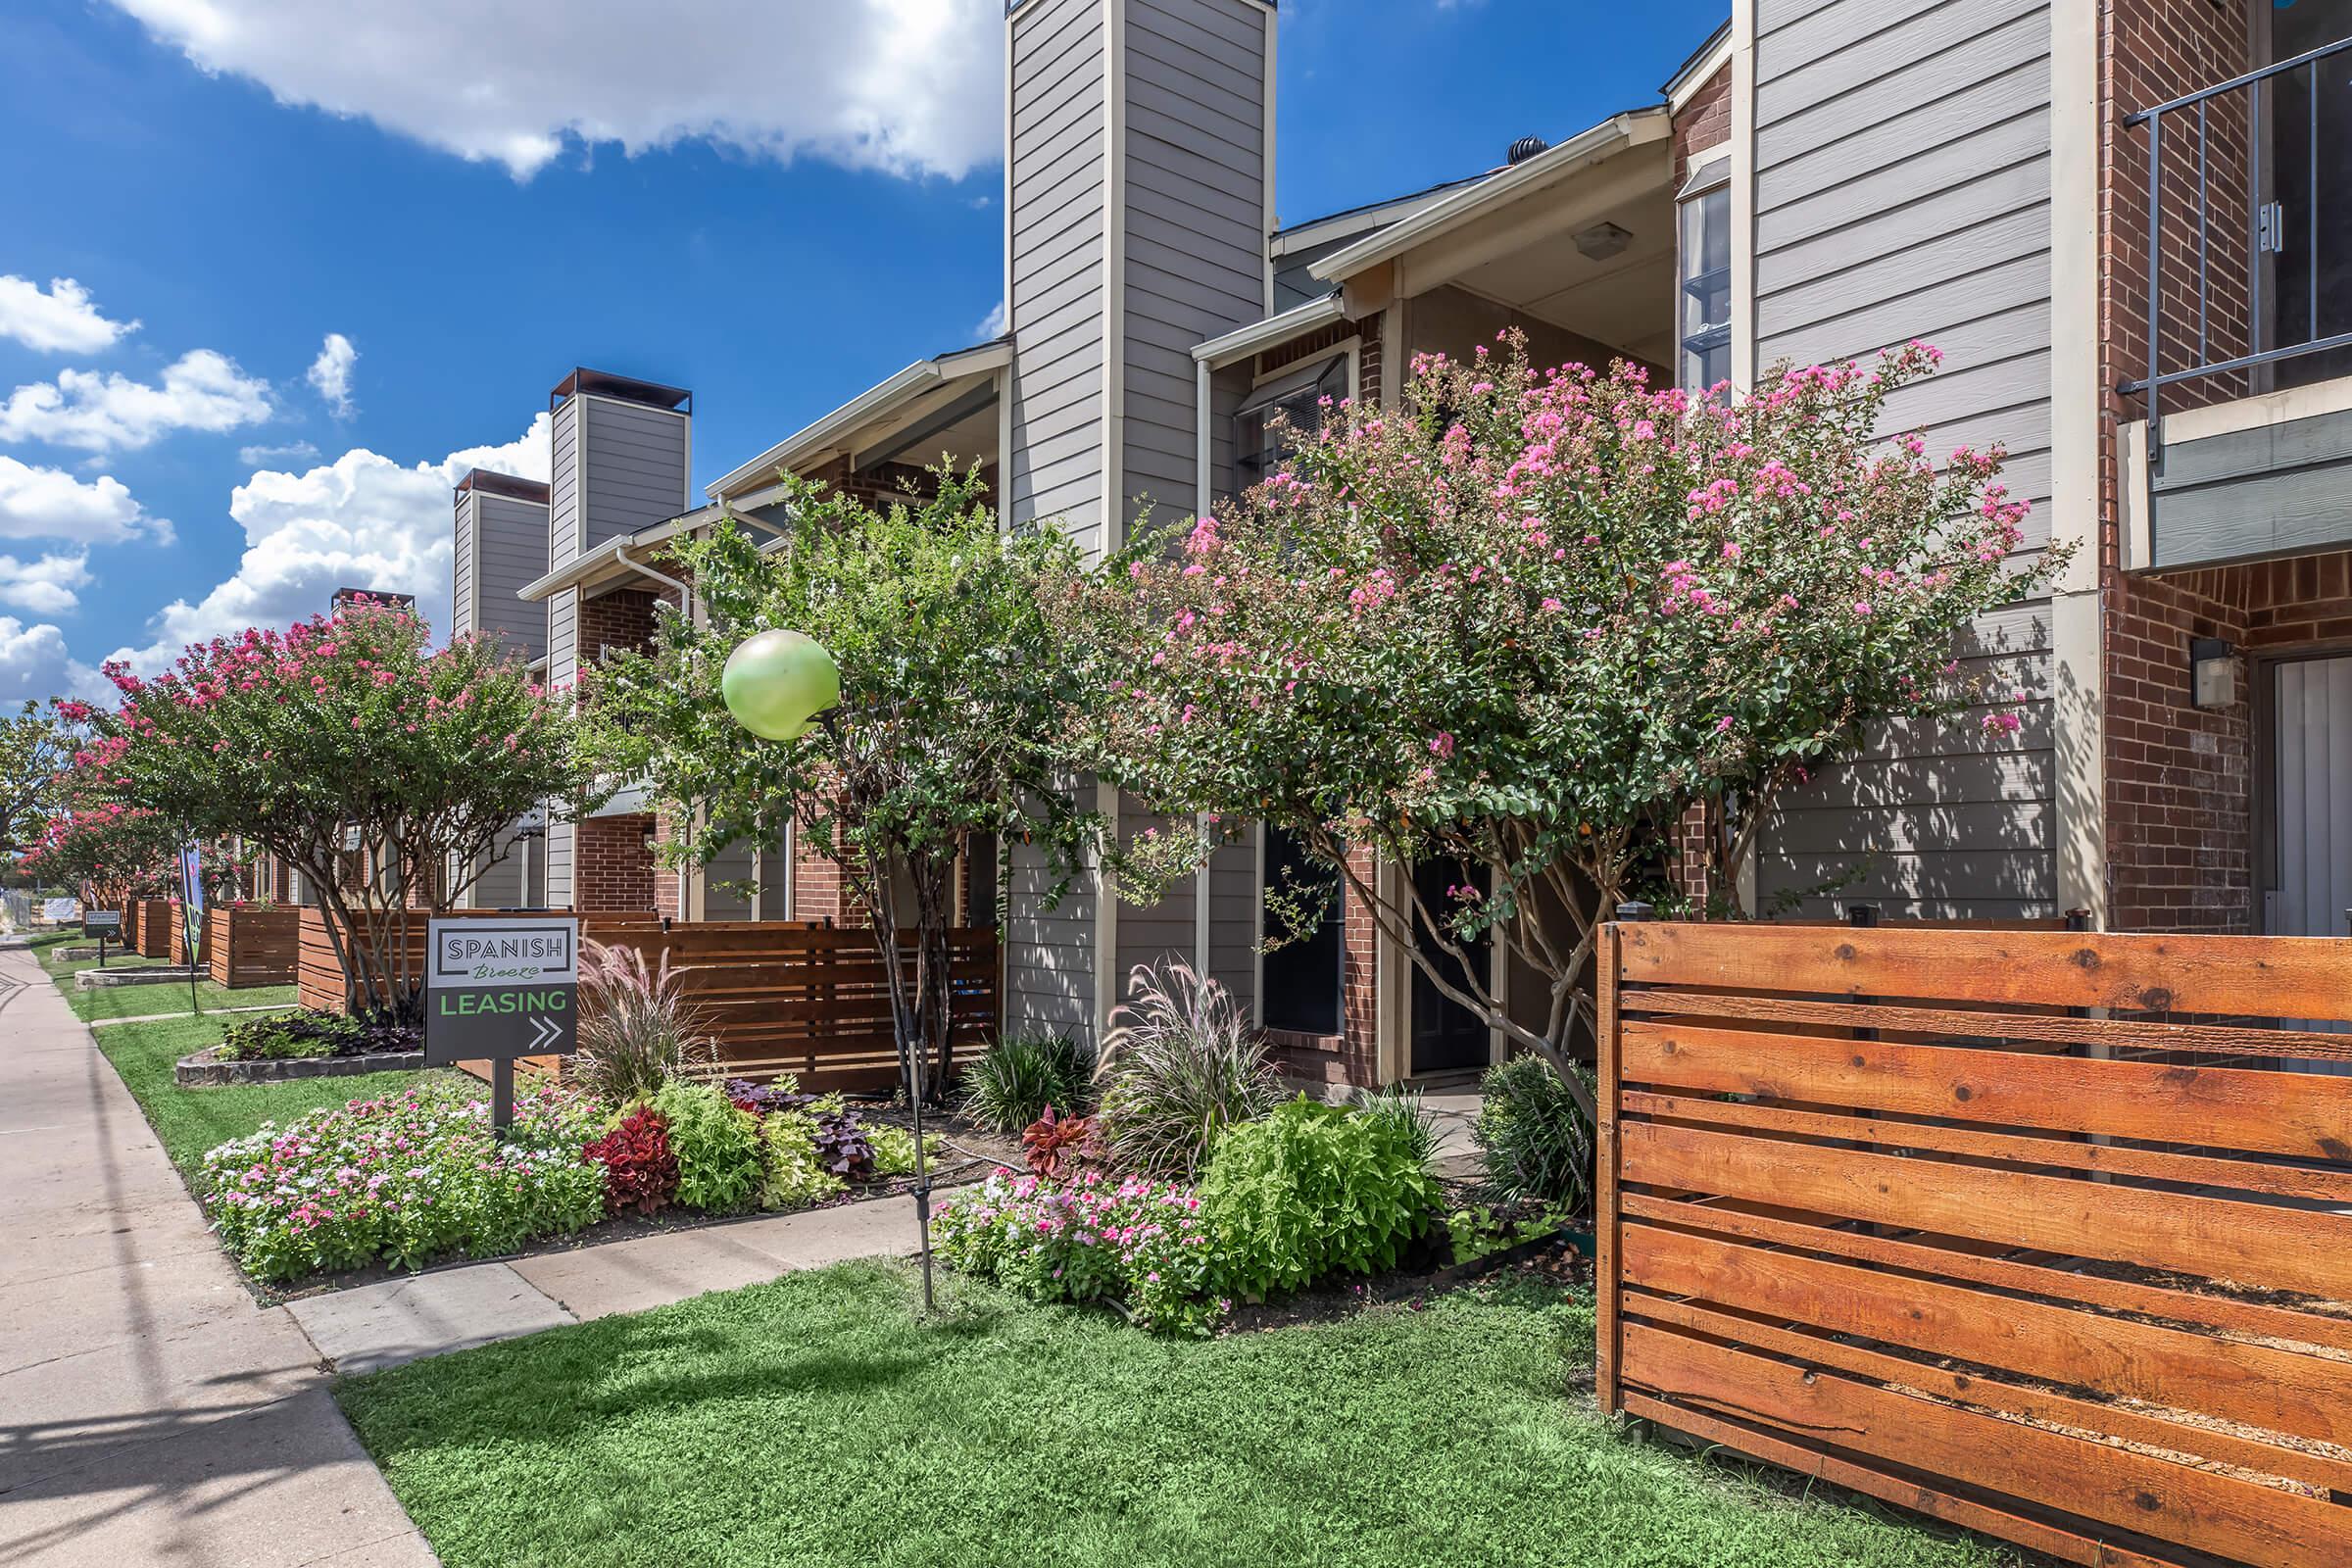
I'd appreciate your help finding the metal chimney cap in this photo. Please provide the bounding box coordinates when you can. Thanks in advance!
[1507,134,1550,166]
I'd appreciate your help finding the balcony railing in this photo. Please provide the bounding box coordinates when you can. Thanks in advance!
[2120,34,2352,439]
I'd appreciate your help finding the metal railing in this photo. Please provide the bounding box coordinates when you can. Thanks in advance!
[2120,34,2352,430]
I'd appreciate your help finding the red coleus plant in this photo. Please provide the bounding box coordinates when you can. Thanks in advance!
[1021,1104,1102,1184]
[584,1105,679,1217]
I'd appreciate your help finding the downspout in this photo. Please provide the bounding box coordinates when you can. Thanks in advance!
[615,543,693,621]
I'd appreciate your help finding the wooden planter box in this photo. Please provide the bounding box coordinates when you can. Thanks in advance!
[133,898,173,959]
[206,905,300,989]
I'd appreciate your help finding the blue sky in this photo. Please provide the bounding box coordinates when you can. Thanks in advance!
[0,0,1723,706]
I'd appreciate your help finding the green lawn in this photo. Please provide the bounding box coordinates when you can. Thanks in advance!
[41,938,300,1021]
[338,1263,2013,1568]
[92,1011,458,1172]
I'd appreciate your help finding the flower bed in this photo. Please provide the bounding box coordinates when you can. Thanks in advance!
[218,1007,420,1061]
[936,1169,1222,1336]
[196,1072,942,1286]
[202,1083,607,1282]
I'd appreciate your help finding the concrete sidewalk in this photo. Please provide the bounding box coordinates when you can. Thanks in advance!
[0,943,436,1568]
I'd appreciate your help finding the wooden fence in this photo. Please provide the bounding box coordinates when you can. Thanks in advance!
[296,910,992,1094]
[132,897,173,959]
[1594,921,2352,1568]
[205,905,299,988]
[294,906,638,1011]
[583,921,1002,1094]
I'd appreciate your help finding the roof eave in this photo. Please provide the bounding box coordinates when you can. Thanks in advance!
[1192,293,1348,369]
[705,339,1011,501]
[1305,109,1669,286]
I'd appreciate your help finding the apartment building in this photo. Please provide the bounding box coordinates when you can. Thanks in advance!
[447,0,2352,1088]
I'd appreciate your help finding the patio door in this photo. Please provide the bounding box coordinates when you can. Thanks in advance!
[1408,858,1489,1077]
[2268,653,2352,1059]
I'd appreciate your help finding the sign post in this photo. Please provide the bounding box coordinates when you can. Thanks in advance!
[422,916,580,1131]
[81,906,121,967]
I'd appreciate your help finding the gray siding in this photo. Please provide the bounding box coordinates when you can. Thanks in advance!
[1004,782,1099,1046]
[1113,792,1196,979]
[472,495,550,661]
[548,402,583,577]
[580,397,690,547]
[452,499,476,641]
[1119,0,1268,530]
[1008,0,1108,548]
[1204,833,1256,1016]
[2149,406,2352,568]
[1750,0,2058,919]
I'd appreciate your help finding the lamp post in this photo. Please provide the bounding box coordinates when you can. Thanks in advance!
[718,629,940,1312]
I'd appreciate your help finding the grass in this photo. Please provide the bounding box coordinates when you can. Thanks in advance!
[37,933,300,1023]
[90,1010,459,1173]
[338,1264,2015,1568]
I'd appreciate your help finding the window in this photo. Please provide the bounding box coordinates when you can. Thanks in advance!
[1259,827,1344,1037]
[1236,353,1349,485]
[1678,182,1731,394]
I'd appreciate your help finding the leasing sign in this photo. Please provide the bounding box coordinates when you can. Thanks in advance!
[422,916,580,1067]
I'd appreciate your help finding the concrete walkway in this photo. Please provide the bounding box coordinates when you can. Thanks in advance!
[0,944,436,1568]
[2,935,938,1561]
[286,1196,925,1374]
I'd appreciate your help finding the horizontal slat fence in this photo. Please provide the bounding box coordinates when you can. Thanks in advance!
[132,898,172,959]
[207,906,299,988]
[1596,921,2352,1568]
[581,920,1001,1094]
[295,906,642,1011]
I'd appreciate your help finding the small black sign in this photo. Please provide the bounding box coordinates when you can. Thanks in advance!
[423,916,581,1067]
[81,909,122,941]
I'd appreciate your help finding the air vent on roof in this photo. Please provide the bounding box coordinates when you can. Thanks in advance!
[1507,135,1549,166]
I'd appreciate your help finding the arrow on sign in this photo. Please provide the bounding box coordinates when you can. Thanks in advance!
[527,1015,564,1052]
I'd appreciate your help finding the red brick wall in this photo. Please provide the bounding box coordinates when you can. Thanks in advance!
[1263,841,1380,1089]
[1671,62,1731,186]
[2106,550,2352,932]
[576,587,668,666]
[792,815,850,925]
[574,813,656,914]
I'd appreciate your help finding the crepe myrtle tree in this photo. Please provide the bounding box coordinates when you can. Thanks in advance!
[0,700,74,857]
[585,467,1101,1102]
[17,794,187,908]
[1050,333,2064,1116]
[67,598,609,1014]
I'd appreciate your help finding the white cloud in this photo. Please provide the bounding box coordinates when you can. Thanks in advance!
[109,0,1003,180]
[975,299,1008,340]
[238,439,318,466]
[0,553,94,615]
[109,413,553,672]
[0,349,273,454]
[0,456,169,546]
[0,276,138,355]
[308,331,357,418]
[0,617,107,707]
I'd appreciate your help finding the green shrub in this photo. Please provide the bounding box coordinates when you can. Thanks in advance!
[758,1110,845,1210]
[864,1123,939,1177]
[959,1031,1091,1134]
[1199,1097,1437,1298]
[218,1008,416,1060]
[1473,1054,1594,1209]
[1096,960,1281,1177]
[647,1081,765,1214]
[1348,1084,1438,1168]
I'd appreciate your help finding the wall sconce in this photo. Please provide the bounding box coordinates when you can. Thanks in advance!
[2189,637,2235,709]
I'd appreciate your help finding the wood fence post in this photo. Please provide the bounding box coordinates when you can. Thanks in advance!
[1594,904,1643,1417]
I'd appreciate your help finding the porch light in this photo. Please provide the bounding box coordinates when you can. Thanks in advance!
[2189,637,2235,710]
[720,628,840,740]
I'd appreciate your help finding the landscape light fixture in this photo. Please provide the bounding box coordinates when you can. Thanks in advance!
[719,629,942,1311]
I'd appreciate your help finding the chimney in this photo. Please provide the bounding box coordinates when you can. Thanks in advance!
[452,469,551,662]
[541,368,691,909]
[1003,0,1276,558]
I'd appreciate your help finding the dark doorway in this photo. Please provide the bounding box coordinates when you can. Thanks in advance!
[1409,858,1490,1076]
[1260,828,1343,1036]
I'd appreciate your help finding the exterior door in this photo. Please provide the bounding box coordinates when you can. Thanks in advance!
[1408,858,1490,1076]
[2269,653,2352,1057]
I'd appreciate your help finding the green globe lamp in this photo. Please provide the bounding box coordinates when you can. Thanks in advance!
[720,628,840,740]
